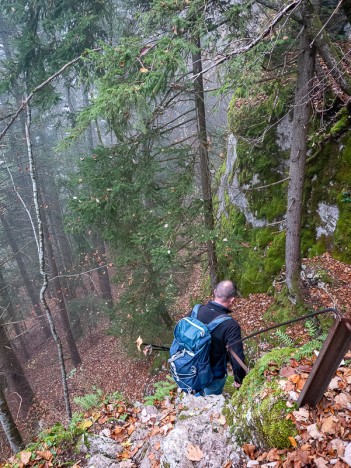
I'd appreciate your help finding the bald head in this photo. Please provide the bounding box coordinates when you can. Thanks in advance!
[214,280,237,304]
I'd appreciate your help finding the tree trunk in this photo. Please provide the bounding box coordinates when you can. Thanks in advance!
[0,268,31,360]
[0,377,24,454]
[1,215,50,339]
[40,181,78,301]
[93,235,113,307]
[43,220,82,367]
[342,0,351,24]
[25,103,72,419]
[192,34,218,291]
[303,1,351,97]
[285,23,316,303]
[0,322,34,414]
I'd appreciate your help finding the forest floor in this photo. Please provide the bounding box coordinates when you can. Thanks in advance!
[1,252,351,463]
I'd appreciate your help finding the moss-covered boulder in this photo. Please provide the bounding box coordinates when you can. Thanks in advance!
[224,348,298,450]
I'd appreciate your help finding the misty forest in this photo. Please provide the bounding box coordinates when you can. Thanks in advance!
[0,0,351,466]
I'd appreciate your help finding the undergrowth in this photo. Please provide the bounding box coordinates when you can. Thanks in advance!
[144,376,177,406]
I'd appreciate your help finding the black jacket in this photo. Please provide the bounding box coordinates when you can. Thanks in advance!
[194,301,246,384]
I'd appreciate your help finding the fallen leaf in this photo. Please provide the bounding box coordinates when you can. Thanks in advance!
[307,423,323,440]
[314,457,329,468]
[288,436,298,448]
[266,448,281,461]
[283,449,309,467]
[20,452,32,465]
[91,411,101,421]
[154,442,161,451]
[321,416,338,434]
[127,424,135,435]
[331,438,345,457]
[280,366,296,377]
[289,374,300,384]
[77,419,93,430]
[186,443,203,462]
[140,67,149,73]
[36,450,53,461]
[333,461,349,468]
[135,336,143,352]
[328,377,340,390]
[296,378,306,391]
[298,365,313,373]
[292,408,309,421]
[335,392,351,408]
[243,443,256,458]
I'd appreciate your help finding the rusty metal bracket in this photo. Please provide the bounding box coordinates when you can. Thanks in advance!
[297,317,351,408]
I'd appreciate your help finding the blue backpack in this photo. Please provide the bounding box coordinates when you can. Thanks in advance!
[168,304,232,393]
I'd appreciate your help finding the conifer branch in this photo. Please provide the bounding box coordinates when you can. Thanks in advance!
[196,0,302,78]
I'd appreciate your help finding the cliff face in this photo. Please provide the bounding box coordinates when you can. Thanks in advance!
[216,88,351,295]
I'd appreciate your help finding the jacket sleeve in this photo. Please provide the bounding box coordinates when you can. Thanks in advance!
[224,320,247,384]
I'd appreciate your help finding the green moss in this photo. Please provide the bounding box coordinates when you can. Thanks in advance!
[260,398,297,448]
[304,131,351,262]
[265,286,307,324]
[178,414,191,420]
[225,348,298,450]
[330,107,350,137]
[223,375,237,398]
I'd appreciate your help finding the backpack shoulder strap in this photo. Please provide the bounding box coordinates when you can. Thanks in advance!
[207,314,232,332]
[190,304,201,319]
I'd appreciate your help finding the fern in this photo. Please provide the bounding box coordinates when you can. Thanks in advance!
[275,329,294,347]
[73,388,103,410]
[144,376,177,406]
[304,319,321,338]
[294,338,324,360]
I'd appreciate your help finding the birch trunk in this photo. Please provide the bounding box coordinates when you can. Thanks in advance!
[25,103,72,419]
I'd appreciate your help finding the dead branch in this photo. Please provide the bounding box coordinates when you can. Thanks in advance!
[0,48,101,142]
[195,0,302,78]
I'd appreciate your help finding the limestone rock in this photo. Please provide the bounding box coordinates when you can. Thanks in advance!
[139,394,244,467]
[87,453,120,467]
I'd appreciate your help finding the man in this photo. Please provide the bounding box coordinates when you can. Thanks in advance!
[195,280,246,395]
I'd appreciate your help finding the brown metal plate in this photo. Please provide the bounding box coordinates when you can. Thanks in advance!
[297,317,351,408]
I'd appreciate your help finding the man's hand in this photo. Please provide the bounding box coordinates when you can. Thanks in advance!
[233,381,241,388]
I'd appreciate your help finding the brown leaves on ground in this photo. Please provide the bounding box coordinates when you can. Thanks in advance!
[243,358,351,467]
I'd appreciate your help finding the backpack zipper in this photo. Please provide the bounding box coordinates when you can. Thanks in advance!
[183,318,205,336]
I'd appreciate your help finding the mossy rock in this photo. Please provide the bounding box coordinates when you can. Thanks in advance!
[224,348,298,450]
